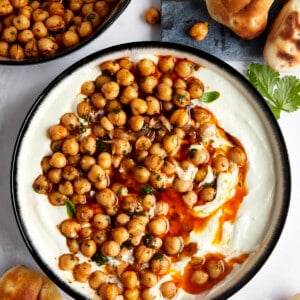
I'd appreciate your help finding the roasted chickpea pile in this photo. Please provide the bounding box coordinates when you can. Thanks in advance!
[33,55,249,299]
[0,0,120,60]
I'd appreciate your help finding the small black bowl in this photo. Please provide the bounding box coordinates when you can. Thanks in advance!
[0,0,130,66]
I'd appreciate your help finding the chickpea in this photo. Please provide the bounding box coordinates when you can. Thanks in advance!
[144,6,161,25]
[158,56,175,73]
[175,60,194,78]
[60,113,80,131]
[206,260,224,279]
[0,41,9,57]
[80,239,97,258]
[61,138,79,156]
[24,39,38,57]
[127,218,145,236]
[95,188,117,208]
[75,204,93,222]
[93,213,110,230]
[156,83,173,102]
[18,29,34,43]
[101,80,120,100]
[45,15,65,32]
[73,262,91,283]
[69,0,83,11]
[86,11,100,28]
[146,96,160,115]
[110,226,129,244]
[163,134,179,154]
[164,236,183,256]
[120,271,139,289]
[140,75,158,93]
[80,135,97,155]
[87,163,105,184]
[134,245,154,264]
[124,288,140,300]
[59,253,79,271]
[87,270,107,290]
[155,200,169,215]
[11,0,28,8]
[150,171,167,189]
[199,186,216,202]
[101,240,120,257]
[120,157,136,173]
[150,254,170,275]
[12,15,30,31]
[116,68,135,86]
[133,166,150,184]
[141,288,156,300]
[99,283,119,300]
[2,25,18,43]
[137,58,156,76]
[58,180,73,196]
[141,194,156,210]
[90,92,106,109]
[62,165,79,181]
[147,215,169,236]
[189,22,209,41]
[173,88,191,107]
[170,108,190,127]
[114,213,130,226]
[160,281,177,298]
[182,190,198,208]
[128,115,144,131]
[188,78,205,99]
[107,109,127,127]
[140,270,158,288]
[100,60,120,75]
[95,74,111,90]
[93,229,107,245]
[73,177,92,194]
[173,178,192,193]
[149,143,166,157]
[49,152,67,168]
[112,139,131,155]
[212,154,229,172]
[162,160,175,176]
[95,152,111,170]
[47,168,62,184]
[49,124,67,141]
[0,2,13,16]
[77,100,91,118]
[32,9,49,22]
[38,37,58,56]
[198,122,216,138]
[32,174,51,194]
[120,85,138,104]
[60,219,81,238]
[130,98,148,115]
[228,147,247,167]
[100,116,114,132]
[191,269,209,285]
[80,155,96,171]
[71,194,86,205]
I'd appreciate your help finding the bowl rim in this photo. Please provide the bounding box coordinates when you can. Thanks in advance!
[10,41,291,300]
[0,0,131,66]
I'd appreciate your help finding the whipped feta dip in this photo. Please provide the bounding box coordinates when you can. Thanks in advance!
[16,49,276,300]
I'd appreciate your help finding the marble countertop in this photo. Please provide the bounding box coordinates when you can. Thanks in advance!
[1,1,300,299]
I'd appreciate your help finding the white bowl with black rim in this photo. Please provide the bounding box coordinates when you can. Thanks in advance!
[11,41,290,300]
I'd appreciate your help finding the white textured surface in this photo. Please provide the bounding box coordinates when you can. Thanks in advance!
[0,1,300,299]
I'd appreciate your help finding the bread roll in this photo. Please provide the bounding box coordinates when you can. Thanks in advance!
[0,265,62,300]
[263,0,300,72]
[205,0,274,40]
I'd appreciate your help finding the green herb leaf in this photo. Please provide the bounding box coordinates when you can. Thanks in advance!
[153,253,164,261]
[247,63,300,119]
[201,91,220,103]
[91,252,109,265]
[97,140,110,153]
[141,185,154,196]
[64,199,75,217]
